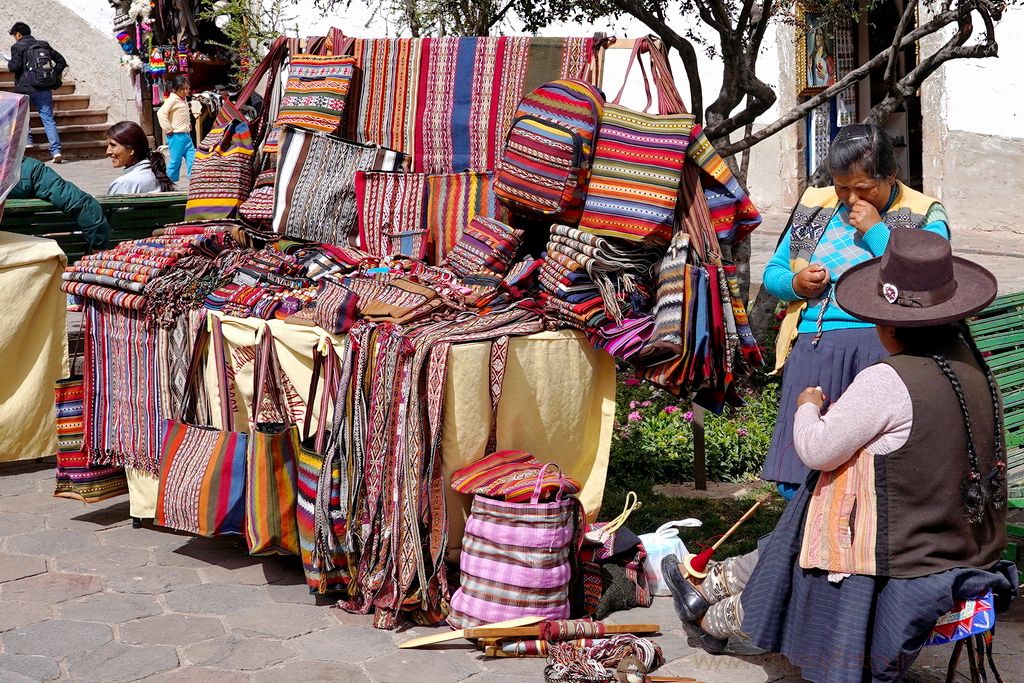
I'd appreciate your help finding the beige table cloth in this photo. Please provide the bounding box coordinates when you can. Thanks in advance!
[0,232,67,462]
[133,313,615,554]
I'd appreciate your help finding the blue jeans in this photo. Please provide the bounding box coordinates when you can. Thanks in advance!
[28,90,61,156]
[165,132,195,182]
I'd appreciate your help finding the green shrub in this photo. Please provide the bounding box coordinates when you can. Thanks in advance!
[608,371,780,487]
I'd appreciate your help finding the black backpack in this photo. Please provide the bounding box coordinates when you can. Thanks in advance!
[24,41,64,90]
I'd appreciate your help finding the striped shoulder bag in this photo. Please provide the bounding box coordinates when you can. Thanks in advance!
[577,36,694,246]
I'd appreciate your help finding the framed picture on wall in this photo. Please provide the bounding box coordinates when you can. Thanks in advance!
[797,4,837,96]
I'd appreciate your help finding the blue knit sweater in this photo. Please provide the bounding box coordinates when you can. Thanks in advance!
[763,202,950,334]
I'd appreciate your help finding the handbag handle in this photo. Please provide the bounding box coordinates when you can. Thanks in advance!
[302,338,339,453]
[680,162,720,264]
[179,315,235,431]
[652,518,703,539]
[234,36,290,145]
[252,326,292,428]
[600,491,642,537]
[486,336,510,453]
[531,462,566,504]
[612,36,690,116]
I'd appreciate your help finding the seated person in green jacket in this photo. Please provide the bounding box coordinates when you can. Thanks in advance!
[8,156,111,251]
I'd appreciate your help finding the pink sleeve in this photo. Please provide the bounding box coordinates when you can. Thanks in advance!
[792,363,912,472]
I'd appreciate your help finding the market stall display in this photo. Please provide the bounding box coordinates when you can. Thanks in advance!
[56,32,763,632]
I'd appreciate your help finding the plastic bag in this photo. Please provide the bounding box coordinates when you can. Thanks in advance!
[639,518,702,596]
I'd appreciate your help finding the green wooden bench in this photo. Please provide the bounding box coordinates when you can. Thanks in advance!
[0,192,187,263]
[968,292,1024,569]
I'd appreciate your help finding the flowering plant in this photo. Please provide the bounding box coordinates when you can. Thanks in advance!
[609,369,779,487]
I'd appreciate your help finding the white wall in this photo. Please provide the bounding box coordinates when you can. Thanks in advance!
[941,6,1024,138]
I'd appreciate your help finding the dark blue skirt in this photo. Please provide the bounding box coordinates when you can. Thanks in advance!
[761,328,888,485]
[740,477,1016,683]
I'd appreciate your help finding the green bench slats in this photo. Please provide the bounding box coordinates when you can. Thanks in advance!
[969,293,1024,504]
[1,193,187,263]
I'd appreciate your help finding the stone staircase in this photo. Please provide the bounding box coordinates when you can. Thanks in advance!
[0,67,110,161]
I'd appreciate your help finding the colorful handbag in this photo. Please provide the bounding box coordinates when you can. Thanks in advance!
[53,336,128,503]
[238,162,278,233]
[426,172,509,265]
[451,450,583,503]
[296,344,350,594]
[355,171,429,260]
[578,38,694,246]
[245,329,301,556]
[272,126,408,245]
[262,54,357,154]
[494,79,604,224]
[444,216,526,279]
[685,125,763,244]
[186,38,289,222]
[313,279,359,335]
[448,463,581,629]
[155,316,248,537]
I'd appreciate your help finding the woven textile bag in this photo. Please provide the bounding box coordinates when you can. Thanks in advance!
[296,344,350,594]
[451,450,583,504]
[186,39,289,222]
[426,172,510,265]
[155,316,248,537]
[578,37,693,246]
[444,216,526,279]
[272,126,408,244]
[449,464,580,629]
[494,79,604,224]
[313,280,359,335]
[262,54,357,154]
[685,125,762,244]
[355,171,429,260]
[579,493,653,619]
[238,163,278,232]
[245,329,300,556]
[53,372,128,503]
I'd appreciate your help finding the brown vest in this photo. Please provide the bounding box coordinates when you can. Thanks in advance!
[801,340,1007,578]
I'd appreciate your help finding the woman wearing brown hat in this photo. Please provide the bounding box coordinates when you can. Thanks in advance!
[663,229,1016,682]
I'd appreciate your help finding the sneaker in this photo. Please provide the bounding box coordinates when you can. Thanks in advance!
[52,154,63,164]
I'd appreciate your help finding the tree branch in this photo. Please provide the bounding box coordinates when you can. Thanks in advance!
[884,0,919,91]
[486,0,517,30]
[717,5,970,158]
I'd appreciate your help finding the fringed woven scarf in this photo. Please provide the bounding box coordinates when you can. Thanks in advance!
[349,36,595,173]
[85,301,165,474]
[313,307,543,629]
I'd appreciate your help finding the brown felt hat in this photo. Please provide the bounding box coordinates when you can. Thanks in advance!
[835,229,997,327]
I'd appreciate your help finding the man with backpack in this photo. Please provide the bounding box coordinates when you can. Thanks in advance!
[6,22,66,164]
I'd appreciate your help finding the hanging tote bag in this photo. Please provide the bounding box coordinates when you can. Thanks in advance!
[355,171,430,260]
[272,126,408,245]
[186,38,289,222]
[448,464,581,629]
[578,37,694,246]
[296,343,351,594]
[155,316,248,537]
[53,335,128,503]
[262,53,357,154]
[245,328,301,556]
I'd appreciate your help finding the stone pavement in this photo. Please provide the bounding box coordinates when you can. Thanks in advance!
[1,460,1021,682]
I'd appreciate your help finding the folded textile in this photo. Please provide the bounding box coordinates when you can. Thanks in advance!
[451,450,583,502]
[61,282,146,310]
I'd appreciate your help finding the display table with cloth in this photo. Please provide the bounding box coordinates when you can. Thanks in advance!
[128,312,615,555]
[0,232,67,462]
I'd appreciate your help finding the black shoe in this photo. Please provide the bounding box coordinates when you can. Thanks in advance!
[661,554,728,655]
[661,555,710,621]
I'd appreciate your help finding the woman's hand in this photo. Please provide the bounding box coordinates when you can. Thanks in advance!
[797,386,827,410]
[849,199,883,234]
[793,264,830,299]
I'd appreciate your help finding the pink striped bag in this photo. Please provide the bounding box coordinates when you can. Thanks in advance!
[448,464,580,629]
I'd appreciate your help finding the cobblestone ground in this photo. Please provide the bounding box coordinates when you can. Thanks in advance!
[1,461,1021,682]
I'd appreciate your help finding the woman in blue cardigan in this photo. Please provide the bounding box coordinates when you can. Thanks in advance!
[760,124,950,496]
